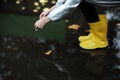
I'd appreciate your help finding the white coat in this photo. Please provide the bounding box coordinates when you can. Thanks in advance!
[47,0,82,21]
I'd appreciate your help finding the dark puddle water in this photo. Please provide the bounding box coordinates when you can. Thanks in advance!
[0,34,120,80]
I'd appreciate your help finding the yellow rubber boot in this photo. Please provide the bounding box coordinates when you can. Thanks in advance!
[78,14,107,42]
[78,23,95,42]
[78,29,92,41]
[79,14,108,49]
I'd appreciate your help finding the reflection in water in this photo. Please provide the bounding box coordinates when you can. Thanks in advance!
[107,7,120,71]
[43,53,71,80]
[0,35,120,80]
[105,6,120,73]
[54,63,72,80]
[112,24,120,70]
[113,24,120,49]
[80,50,107,74]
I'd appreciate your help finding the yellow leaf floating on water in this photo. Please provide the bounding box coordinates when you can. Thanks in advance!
[44,50,52,55]
[116,23,120,26]
[68,24,80,30]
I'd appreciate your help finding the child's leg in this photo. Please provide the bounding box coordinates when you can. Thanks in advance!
[78,1,108,49]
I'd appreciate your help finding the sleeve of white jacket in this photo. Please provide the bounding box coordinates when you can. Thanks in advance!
[55,0,65,7]
[47,0,82,21]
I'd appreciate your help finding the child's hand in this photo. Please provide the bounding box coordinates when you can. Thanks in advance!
[39,6,55,19]
[39,11,49,19]
[34,17,51,30]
